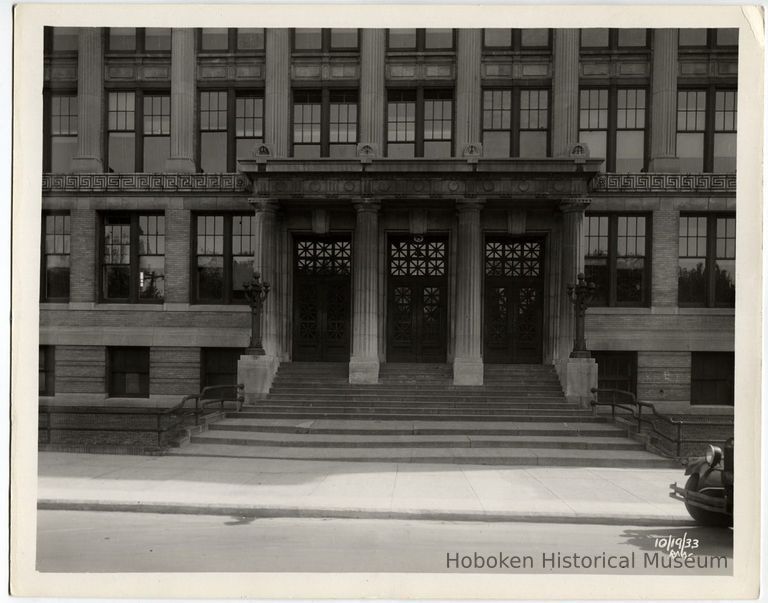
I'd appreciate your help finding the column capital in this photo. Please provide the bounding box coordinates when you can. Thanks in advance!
[352,199,382,214]
[559,198,591,214]
[249,198,280,214]
[456,199,485,214]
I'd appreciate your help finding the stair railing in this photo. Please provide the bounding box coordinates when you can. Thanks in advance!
[172,384,245,426]
[590,387,731,458]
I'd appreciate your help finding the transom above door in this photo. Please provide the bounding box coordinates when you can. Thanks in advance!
[484,236,545,364]
[292,235,352,362]
[387,234,449,363]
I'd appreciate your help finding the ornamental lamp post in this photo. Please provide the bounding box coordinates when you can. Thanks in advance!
[567,272,596,359]
[243,271,271,356]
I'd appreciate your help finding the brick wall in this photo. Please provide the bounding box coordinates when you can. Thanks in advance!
[69,209,97,303]
[652,203,678,307]
[150,346,201,396]
[164,208,191,303]
[637,351,690,402]
[56,345,105,394]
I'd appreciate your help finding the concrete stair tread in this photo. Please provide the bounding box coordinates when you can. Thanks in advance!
[235,412,605,422]
[167,443,676,468]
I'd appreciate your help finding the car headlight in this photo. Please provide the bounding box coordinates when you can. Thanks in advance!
[705,445,723,467]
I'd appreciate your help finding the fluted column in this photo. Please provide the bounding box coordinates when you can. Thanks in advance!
[265,29,291,158]
[71,28,104,173]
[166,28,196,173]
[557,199,590,370]
[455,29,482,155]
[251,198,280,357]
[552,29,580,157]
[649,29,680,172]
[359,29,386,154]
[453,199,484,385]
[349,200,381,383]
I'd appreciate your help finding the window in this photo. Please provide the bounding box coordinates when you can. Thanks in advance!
[292,89,357,158]
[199,90,264,172]
[592,351,637,395]
[585,214,650,307]
[107,28,172,52]
[47,95,78,173]
[677,89,737,173]
[108,347,149,398]
[202,348,244,388]
[101,213,165,303]
[581,28,649,49]
[293,28,359,52]
[106,91,171,173]
[387,29,454,51]
[387,88,453,158]
[41,212,70,302]
[39,346,55,396]
[691,352,734,405]
[46,27,79,53]
[678,214,735,307]
[679,28,738,48]
[482,88,549,158]
[579,88,646,172]
[194,214,255,304]
[200,28,265,52]
[483,29,551,50]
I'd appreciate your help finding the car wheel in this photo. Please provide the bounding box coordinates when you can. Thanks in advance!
[684,475,733,528]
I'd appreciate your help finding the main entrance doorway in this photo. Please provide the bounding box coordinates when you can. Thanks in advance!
[483,236,545,364]
[292,236,352,361]
[387,234,448,362]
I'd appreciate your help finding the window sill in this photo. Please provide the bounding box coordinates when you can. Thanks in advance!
[41,302,251,313]
[587,307,651,315]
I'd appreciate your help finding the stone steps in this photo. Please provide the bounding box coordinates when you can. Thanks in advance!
[233,410,604,421]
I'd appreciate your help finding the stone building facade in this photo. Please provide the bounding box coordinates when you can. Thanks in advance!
[40,27,737,413]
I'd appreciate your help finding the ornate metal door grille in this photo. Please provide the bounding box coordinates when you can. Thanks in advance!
[292,236,351,361]
[387,235,448,362]
[484,237,545,364]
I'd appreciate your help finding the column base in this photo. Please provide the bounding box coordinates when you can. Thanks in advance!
[164,157,197,173]
[349,357,379,384]
[452,358,484,386]
[563,357,598,408]
[70,157,103,173]
[237,354,280,404]
[648,157,680,173]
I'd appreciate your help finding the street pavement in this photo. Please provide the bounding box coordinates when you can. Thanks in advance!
[37,511,732,574]
[38,451,694,525]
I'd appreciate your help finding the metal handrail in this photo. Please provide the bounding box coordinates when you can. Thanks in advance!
[590,387,732,458]
[171,383,245,426]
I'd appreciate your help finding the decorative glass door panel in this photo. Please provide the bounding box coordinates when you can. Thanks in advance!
[484,236,545,364]
[292,236,352,361]
[387,235,448,362]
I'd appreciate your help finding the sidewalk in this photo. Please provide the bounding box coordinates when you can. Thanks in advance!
[38,451,693,526]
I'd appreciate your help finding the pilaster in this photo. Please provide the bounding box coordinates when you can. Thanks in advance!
[455,29,482,154]
[349,199,381,384]
[69,208,97,303]
[359,29,386,154]
[250,198,281,357]
[166,28,196,173]
[71,28,104,173]
[453,199,484,385]
[164,208,190,304]
[552,29,580,157]
[649,29,680,172]
[652,203,679,306]
[265,29,291,158]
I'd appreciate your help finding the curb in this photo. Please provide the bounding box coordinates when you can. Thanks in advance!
[38,499,697,527]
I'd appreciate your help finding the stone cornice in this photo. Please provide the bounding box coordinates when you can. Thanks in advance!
[42,173,251,194]
[590,173,736,195]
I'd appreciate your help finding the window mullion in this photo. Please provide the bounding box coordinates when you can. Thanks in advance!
[227,88,236,172]
[704,86,716,172]
[607,87,618,173]
[43,91,51,172]
[511,88,521,157]
[229,28,237,53]
[136,91,144,172]
[416,87,425,157]
[320,88,330,156]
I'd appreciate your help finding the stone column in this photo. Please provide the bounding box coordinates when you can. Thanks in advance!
[455,29,482,155]
[552,29,580,157]
[558,199,596,405]
[265,29,291,158]
[359,29,386,154]
[349,200,381,384]
[453,200,484,385]
[649,29,680,172]
[239,198,280,402]
[166,28,196,173]
[71,28,104,173]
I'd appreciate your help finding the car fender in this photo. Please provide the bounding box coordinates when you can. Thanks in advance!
[684,458,710,476]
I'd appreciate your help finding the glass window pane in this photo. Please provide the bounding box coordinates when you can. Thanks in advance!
[201,131,228,173]
[716,28,738,46]
[52,27,79,52]
[483,131,511,158]
[197,256,225,301]
[578,130,607,171]
[581,28,609,47]
[237,28,264,50]
[144,28,171,51]
[139,256,165,300]
[679,28,708,46]
[423,140,451,159]
[202,28,229,50]
[520,29,549,47]
[519,131,547,158]
[616,130,645,172]
[585,260,608,306]
[295,28,322,50]
[617,29,646,47]
[109,28,136,51]
[425,28,453,49]
[50,137,78,173]
[387,142,415,158]
[389,28,416,49]
[46,255,70,299]
[143,136,170,173]
[484,29,512,47]
[330,28,357,48]
[676,133,704,173]
[108,132,136,173]
[714,133,737,172]
[616,257,645,303]
[293,144,322,159]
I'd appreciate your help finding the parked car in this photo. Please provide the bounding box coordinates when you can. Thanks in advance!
[669,438,733,527]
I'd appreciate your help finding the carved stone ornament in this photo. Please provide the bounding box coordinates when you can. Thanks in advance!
[254,142,273,164]
[462,143,483,164]
[570,142,590,164]
[357,143,379,163]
